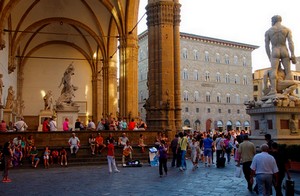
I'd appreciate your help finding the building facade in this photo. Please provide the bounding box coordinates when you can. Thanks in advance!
[138,31,258,132]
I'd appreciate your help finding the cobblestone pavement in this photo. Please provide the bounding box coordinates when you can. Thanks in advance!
[0,160,296,196]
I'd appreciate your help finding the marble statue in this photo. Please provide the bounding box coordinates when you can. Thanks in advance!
[43,90,53,110]
[56,63,78,108]
[5,86,15,109]
[265,15,297,96]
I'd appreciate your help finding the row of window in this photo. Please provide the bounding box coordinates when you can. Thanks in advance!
[182,70,249,85]
[182,49,247,66]
[184,107,240,114]
[183,91,249,104]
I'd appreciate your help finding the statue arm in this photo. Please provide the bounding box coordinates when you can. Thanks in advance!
[287,30,297,64]
[265,31,271,62]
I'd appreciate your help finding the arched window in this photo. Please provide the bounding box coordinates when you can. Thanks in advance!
[243,75,248,85]
[217,93,221,103]
[184,119,191,126]
[193,50,199,60]
[235,94,240,104]
[194,91,199,102]
[205,51,210,62]
[216,72,221,82]
[182,48,188,59]
[216,53,220,63]
[244,95,249,102]
[225,73,230,83]
[183,68,188,80]
[183,90,189,101]
[140,91,144,102]
[194,70,199,80]
[226,93,231,103]
[234,55,238,64]
[225,54,230,64]
[235,74,239,84]
[205,71,210,81]
[206,92,211,102]
[243,57,247,66]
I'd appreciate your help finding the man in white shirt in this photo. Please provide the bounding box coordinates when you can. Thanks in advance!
[49,118,57,131]
[68,133,80,156]
[250,144,279,195]
[14,118,28,132]
[87,119,96,131]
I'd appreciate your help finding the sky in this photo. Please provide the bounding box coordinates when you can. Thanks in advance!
[138,0,300,72]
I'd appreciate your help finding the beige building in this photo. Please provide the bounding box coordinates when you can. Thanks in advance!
[253,57,300,101]
[138,31,258,132]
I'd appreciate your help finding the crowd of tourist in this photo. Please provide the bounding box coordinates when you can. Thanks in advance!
[0,128,292,196]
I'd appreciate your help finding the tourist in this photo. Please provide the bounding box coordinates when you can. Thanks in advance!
[189,138,200,170]
[12,135,21,148]
[121,118,127,130]
[250,144,278,196]
[122,141,133,166]
[75,118,83,131]
[68,133,80,156]
[95,133,106,155]
[270,142,291,196]
[0,120,7,132]
[60,147,67,166]
[96,119,105,131]
[49,118,57,131]
[20,136,27,157]
[43,146,50,169]
[264,133,274,150]
[42,117,50,132]
[2,141,13,183]
[178,132,188,171]
[170,134,179,167]
[87,119,96,131]
[26,135,35,157]
[128,119,136,131]
[138,119,147,130]
[106,133,115,145]
[63,118,72,131]
[118,133,129,147]
[215,133,225,168]
[12,147,23,167]
[14,117,28,132]
[158,140,168,177]
[29,146,40,168]
[223,134,233,163]
[50,149,60,165]
[106,139,120,173]
[138,134,146,153]
[202,134,213,168]
[88,133,96,155]
[237,134,256,192]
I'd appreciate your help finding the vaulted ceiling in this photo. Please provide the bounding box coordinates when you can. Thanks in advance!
[0,0,140,73]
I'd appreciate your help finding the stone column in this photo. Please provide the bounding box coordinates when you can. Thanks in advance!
[146,0,181,132]
[119,34,139,121]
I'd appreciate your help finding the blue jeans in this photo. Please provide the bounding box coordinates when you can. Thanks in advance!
[181,150,187,169]
[256,173,273,196]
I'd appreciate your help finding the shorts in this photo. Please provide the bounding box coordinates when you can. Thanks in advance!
[43,155,49,160]
[204,148,212,157]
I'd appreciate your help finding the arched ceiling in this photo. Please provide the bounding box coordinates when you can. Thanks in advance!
[0,0,140,73]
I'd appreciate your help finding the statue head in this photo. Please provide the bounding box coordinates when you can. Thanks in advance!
[271,15,282,26]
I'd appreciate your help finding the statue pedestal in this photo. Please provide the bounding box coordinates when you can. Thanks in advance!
[38,110,54,131]
[3,108,14,123]
[55,105,79,131]
[247,106,300,146]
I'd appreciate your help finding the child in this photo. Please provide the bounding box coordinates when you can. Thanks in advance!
[60,147,67,166]
[43,146,50,169]
[50,149,59,165]
[189,138,200,170]
[107,139,120,173]
[138,134,146,153]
